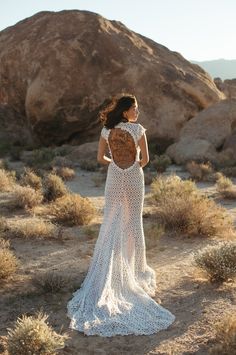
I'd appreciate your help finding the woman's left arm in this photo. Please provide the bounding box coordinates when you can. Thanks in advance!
[97,136,111,165]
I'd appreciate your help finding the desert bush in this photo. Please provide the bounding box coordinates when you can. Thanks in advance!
[149,154,172,172]
[186,160,216,181]
[11,185,43,209]
[28,147,58,169]
[43,173,68,202]
[215,173,236,199]
[0,168,16,192]
[150,174,234,238]
[193,241,236,282]
[33,271,70,293]
[8,218,58,239]
[151,174,197,202]
[0,240,18,280]
[20,168,43,190]
[79,159,100,171]
[51,193,96,226]
[6,311,68,355]
[52,166,75,181]
[210,312,236,354]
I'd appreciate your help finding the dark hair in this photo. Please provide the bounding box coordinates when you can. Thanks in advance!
[99,94,137,129]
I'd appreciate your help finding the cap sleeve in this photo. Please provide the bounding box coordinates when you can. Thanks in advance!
[137,123,147,141]
[101,127,109,140]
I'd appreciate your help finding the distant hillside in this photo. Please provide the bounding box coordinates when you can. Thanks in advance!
[191,59,236,80]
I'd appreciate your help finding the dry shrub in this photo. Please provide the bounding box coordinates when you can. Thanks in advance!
[149,154,172,172]
[8,218,58,239]
[151,174,197,202]
[6,311,68,355]
[151,174,234,238]
[215,172,236,199]
[43,173,68,201]
[52,166,75,181]
[193,241,236,282]
[11,185,43,209]
[33,271,70,293]
[0,168,16,192]
[186,160,216,181]
[0,239,18,280]
[51,193,96,226]
[20,168,43,190]
[210,312,236,354]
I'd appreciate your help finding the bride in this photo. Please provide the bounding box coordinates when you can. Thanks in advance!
[67,93,175,336]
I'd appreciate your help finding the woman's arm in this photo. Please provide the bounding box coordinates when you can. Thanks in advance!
[138,132,149,168]
[97,136,112,165]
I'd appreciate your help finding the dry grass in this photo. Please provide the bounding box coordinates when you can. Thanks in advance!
[6,311,68,355]
[0,168,16,192]
[7,217,58,239]
[20,168,43,190]
[210,312,236,354]
[0,238,18,280]
[51,193,96,226]
[150,174,234,238]
[186,160,216,182]
[32,271,71,293]
[215,172,236,199]
[11,185,43,209]
[193,241,236,282]
[52,166,75,181]
[43,173,68,202]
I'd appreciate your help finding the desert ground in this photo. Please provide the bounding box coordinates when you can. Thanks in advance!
[0,164,236,355]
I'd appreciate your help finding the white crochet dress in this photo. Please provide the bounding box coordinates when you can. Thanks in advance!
[67,121,175,336]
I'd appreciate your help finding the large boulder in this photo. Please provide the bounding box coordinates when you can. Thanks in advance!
[166,99,236,164]
[0,10,225,146]
[214,78,236,99]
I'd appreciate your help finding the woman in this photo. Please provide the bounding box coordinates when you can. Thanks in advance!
[67,94,175,336]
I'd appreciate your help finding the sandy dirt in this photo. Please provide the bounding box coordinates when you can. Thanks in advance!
[0,165,236,355]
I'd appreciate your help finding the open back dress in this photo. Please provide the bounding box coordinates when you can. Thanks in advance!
[67,121,175,336]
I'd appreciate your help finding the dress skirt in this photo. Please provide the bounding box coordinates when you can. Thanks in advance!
[67,160,175,336]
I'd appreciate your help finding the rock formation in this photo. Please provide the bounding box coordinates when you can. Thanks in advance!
[166,99,236,164]
[0,10,225,147]
[214,78,236,99]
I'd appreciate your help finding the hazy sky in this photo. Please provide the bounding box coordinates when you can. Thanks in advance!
[1,0,235,61]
